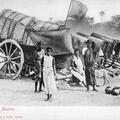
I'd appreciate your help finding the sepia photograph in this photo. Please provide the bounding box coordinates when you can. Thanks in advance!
[0,0,120,112]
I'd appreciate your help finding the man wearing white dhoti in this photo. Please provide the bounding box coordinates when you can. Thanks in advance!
[41,47,57,102]
[71,49,86,87]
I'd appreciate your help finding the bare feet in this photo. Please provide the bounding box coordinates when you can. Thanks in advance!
[49,95,53,102]
[34,90,37,93]
[93,89,98,91]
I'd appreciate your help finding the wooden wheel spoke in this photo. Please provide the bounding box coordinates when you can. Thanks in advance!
[10,62,17,73]
[3,64,7,77]
[24,65,28,74]
[0,55,6,59]
[11,55,21,60]
[0,62,7,71]
[5,43,8,56]
[10,47,18,58]
[11,61,20,68]
[8,64,11,76]
[0,47,5,55]
[0,60,6,64]
[9,43,12,56]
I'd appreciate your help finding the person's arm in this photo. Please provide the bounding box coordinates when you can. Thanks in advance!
[42,49,45,57]
[41,57,44,71]
[34,51,38,70]
[78,57,84,76]
[80,54,85,70]
[52,57,56,76]
[71,56,79,73]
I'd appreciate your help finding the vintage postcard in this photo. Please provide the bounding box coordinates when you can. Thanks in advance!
[0,0,120,119]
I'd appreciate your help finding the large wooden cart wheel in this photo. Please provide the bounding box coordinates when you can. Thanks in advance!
[0,39,24,80]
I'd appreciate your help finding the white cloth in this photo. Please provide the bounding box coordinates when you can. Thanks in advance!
[71,55,86,84]
[43,55,57,95]
[112,50,115,55]
[98,47,104,56]
[82,47,87,56]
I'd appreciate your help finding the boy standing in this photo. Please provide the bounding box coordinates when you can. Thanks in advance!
[42,47,57,102]
[34,42,45,92]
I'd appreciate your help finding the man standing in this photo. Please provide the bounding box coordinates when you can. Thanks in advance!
[34,42,45,92]
[84,39,98,91]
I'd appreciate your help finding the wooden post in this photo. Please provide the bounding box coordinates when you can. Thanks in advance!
[64,0,72,26]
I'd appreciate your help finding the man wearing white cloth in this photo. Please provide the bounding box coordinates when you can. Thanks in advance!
[71,49,86,87]
[41,47,57,102]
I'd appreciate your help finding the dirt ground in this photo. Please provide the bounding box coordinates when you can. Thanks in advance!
[0,75,120,106]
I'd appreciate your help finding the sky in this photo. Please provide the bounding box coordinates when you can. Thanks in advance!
[0,0,120,23]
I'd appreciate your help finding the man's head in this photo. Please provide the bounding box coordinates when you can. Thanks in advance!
[74,49,80,57]
[36,42,43,50]
[46,47,52,56]
[86,39,95,50]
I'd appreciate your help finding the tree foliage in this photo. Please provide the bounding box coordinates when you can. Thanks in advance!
[111,15,120,28]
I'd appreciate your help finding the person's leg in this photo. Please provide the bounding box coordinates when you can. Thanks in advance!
[93,83,98,91]
[38,80,43,92]
[92,71,98,91]
[72,75,80,85]
[34,81,38,92]
[49,94,53,102]
[72,75,76,83]
[45,94,49,101]
[87,84,90,91]
[85,69,90,91]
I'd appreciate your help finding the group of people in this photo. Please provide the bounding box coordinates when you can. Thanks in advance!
[71,39,98,91]
[33,39,98,102]
[34,42,57,102]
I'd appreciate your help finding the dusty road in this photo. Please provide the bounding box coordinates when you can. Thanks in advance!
[0,76,120,106]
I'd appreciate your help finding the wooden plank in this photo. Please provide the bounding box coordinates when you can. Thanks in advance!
[107,59,120,67]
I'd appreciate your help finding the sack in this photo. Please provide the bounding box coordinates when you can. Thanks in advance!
[105,86,112,94]
[111,87,120,96]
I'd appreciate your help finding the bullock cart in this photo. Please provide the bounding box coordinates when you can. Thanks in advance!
[0,9,73,79]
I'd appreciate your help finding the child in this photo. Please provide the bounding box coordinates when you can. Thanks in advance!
[41,47,57,102]
[34,42,45,92]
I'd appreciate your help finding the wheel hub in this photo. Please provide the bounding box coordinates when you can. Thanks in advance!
[6,56,11,63]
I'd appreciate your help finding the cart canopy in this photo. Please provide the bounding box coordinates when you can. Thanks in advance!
[0,9,73,55]
[0,9,36,45]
